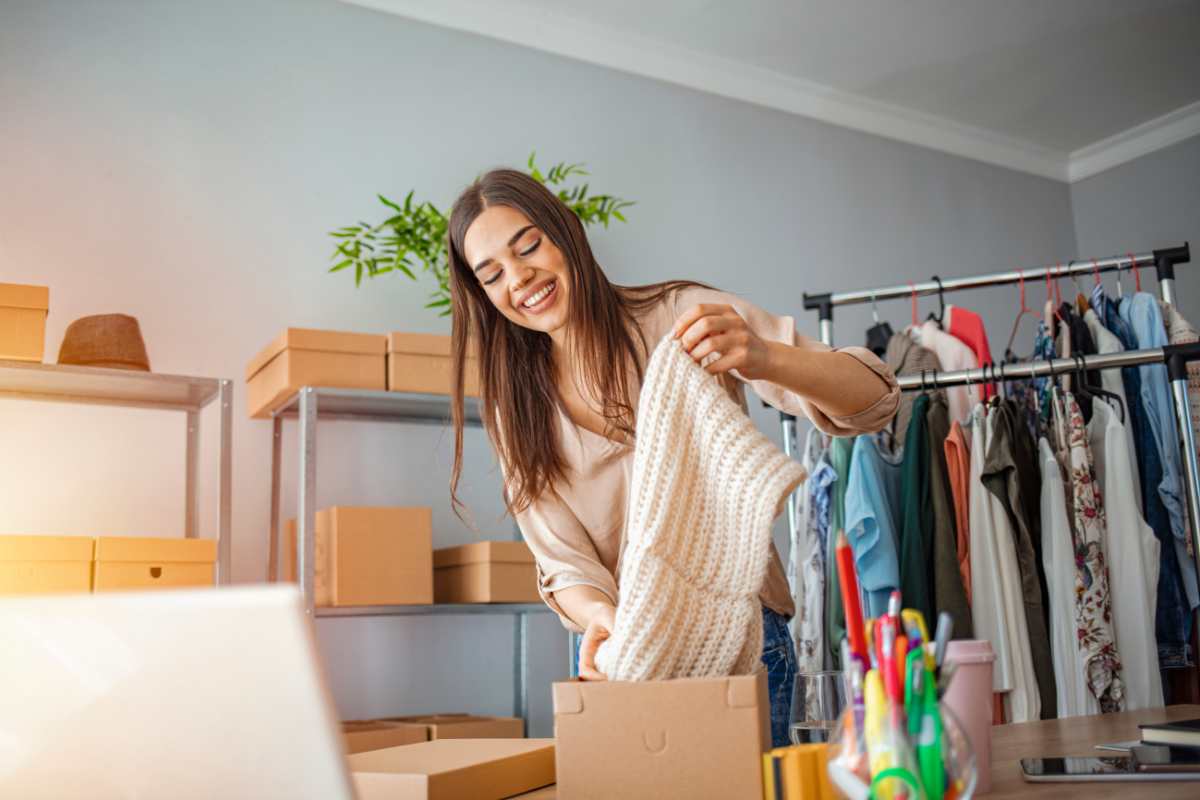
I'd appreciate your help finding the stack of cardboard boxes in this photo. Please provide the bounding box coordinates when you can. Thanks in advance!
[0,282,49,362]
[0,534,216,595]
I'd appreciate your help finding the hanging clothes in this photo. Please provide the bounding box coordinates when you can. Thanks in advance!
[909,320,982,425]
[1052,392,1125,713]
[844,434,903,619]
[982,400,1057,719]
[1097,290,1191,669]
[926,392,973,637]
[1083,307,1142,510]
[1039,435,1099,718]
[796,437,834,674]
[1160,301,1200,492]
[825,436,855,669]
[1058,302,1101,422]
[884,332,943,448]
[790,429,821,602]
[945,304,997,399]
[898,393,934,622]
[1122,294,1198,610]
[1088,400,1163,711]
[968,405,1040,723]
[943,421,973,603]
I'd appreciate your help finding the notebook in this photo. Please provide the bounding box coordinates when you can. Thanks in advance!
[1139,718,1200,747]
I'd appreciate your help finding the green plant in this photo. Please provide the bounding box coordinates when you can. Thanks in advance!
[328,152,635,315]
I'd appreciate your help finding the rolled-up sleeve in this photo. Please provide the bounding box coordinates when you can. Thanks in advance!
[512,482,618,633]
[672,287,899,436]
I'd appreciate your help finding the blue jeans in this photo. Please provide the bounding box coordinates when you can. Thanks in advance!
[571,605,797,748]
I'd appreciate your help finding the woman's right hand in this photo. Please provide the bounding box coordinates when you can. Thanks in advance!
[578,604,616,681]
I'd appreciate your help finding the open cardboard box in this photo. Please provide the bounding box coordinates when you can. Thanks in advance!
[342,721,428,755]
[349,738,554,800]
[553,671,769,799]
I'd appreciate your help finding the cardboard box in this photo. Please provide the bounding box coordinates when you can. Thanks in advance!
[0,535,93,595]
[372,714,524,741]
[387,332,480,397]
[283,507,432,606]
[433,541,539,603]
[342,721,428,755]
[349,738,554,800]
[93,536,216,591]
[245,328,386,418]
[553,672,769,799]
[0,282,49,362]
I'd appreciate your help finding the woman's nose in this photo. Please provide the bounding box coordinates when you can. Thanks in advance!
[510,264,536,293]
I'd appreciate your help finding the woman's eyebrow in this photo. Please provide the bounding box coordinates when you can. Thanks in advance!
[472,225,535,273]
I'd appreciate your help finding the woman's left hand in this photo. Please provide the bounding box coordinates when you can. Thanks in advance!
[672,303,775,380]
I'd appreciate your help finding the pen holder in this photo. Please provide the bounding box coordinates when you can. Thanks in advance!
[824,701,977,800]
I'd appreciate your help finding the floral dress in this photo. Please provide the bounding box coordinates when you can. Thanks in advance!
[1052,391,1125,713]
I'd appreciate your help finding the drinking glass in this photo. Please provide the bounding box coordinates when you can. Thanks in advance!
[789,670,845,744]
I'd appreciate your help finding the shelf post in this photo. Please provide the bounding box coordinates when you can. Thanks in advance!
[268,414,283,583]
[298,387,318,615]
[185,409,199,539]
[217,379,232,585]
[514,612,529,735]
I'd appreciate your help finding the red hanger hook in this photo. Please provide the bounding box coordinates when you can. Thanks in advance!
[909,282,918,326]
[1092,258,1101,286]
[1127,252,1141,292]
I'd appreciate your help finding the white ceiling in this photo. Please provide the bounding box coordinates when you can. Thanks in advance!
[347,0,1200,181]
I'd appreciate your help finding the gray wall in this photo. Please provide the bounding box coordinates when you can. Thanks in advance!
[1,0,1080,737]
[1072,135,1200,319]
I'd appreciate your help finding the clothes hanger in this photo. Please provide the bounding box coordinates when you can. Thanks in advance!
[1003,271,1041,362]
[925,276,946,329]
[1071,353,1126,424]
[865,291,894,358]
[1128,252,1142,294]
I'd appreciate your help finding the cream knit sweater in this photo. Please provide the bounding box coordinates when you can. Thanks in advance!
[595,336,807,681]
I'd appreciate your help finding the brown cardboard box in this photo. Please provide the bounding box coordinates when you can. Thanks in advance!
[0,282,49,362]
[552,672,769,799]
[0,535,93,595]
[342,721,428,755]
[373,714,524,740]
[92,537,216,591]
[245,328,386,418]
[386,332,480,397]
[349,738,554,800]
[283,507,432,606]
[433,542,539,603]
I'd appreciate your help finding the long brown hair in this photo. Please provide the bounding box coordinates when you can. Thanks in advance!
[447,168,702,516]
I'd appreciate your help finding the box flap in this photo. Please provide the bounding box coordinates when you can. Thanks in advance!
[0,283,49,312]
[726,674,762,709]
[347,738,554,776]
[387,332,451,358]
[94,536,217,563]
[0,535,92,562]
[245,328,386,382]
[433,541,534,568]
[551,682,584,715]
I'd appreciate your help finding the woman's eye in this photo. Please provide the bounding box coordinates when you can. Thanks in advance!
[520,239,540,257]
[482,271,502,286]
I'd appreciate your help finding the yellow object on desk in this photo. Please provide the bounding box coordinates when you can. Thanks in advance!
[762,743,833,799]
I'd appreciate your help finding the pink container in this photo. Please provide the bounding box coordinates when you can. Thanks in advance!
[943,640,996,794]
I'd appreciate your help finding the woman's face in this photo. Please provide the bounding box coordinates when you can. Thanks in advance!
[462,204,571,338]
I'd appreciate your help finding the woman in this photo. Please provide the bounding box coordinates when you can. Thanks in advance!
[447,169,898,746]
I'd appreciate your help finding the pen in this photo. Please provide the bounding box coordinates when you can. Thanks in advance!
[933,611,953,675]
[918,660,945,799]
[836,531,868,662]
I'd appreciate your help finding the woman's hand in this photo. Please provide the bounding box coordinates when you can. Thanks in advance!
[578,604,616,681]
[672,303,775,380]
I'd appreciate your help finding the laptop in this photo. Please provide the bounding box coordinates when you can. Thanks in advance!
[0,585,355,799]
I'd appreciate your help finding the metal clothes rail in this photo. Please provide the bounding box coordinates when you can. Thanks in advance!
[796,242,1199,622]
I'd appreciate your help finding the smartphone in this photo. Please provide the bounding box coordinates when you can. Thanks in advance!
[1021,756,1200,782]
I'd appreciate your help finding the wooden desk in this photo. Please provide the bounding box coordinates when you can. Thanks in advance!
[989,703,1200,797]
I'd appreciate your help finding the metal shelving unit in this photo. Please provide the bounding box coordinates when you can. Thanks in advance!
[0,359,233,582]
[265,386,562,734]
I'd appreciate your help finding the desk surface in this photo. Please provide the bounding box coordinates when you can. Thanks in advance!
[989,703,1200,798]
[512,705,1200,799]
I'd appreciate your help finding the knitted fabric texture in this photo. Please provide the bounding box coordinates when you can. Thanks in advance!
[595,336,806,681]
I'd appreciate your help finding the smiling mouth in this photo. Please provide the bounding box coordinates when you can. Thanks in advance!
[521,280,558,312]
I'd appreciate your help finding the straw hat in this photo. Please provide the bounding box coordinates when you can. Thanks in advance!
[57,314,151,371]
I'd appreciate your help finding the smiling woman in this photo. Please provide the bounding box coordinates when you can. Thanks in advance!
[445,168,899,747]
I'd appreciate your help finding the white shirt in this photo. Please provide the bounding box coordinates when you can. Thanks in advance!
[1083,309,1142,510]
[909,321,982,425]
[968,405,1041,723]
[1039,437,1100,718]
[1088,400,1163,711]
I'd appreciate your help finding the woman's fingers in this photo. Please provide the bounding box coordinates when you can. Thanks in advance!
[687,331,745,365]
[671,303,729,339]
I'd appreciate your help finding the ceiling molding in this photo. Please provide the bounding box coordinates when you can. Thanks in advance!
[1067,100,1200,182]
[343,0,1198,184]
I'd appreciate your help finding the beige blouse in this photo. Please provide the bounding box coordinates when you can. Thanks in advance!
[509,286,900,633]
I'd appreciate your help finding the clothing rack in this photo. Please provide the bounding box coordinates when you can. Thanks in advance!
[795,241,1200,632]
